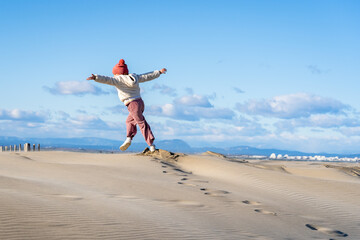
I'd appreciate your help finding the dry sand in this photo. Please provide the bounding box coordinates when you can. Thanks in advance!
[0,150,359,240]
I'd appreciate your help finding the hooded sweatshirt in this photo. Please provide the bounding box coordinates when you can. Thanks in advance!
[95,70,161,105]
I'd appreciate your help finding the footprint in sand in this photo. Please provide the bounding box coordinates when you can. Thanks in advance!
[162,170,188,177]
[242,200,262,206]
[177,181,198,187]
[177,177,209,187]
[242,200,276,216]
[254,209,277,216]
[200,188,230,196]
[159,160,192,176]
[181,177,209,183]
[173,168,192,174]
[159,161,177,167]
[305,224,348,238]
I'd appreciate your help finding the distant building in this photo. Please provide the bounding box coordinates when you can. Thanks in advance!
[268,153,359,162]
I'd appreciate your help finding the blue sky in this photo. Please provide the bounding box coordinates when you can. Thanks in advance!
[1,0,360,153]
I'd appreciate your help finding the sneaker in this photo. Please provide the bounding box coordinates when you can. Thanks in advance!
[149,145,156,152]
[119,137,132,151]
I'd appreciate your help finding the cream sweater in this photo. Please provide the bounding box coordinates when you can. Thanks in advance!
[95,70,161,105]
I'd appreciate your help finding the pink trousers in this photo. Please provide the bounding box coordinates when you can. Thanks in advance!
[126,98,155,146]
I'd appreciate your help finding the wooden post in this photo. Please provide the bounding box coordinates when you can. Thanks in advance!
[24,143,30,152]
[33,144,36,151]
[5,146,8,151]
[10,145,13,152]
[38,144,40,151]
[0,146,3,152]
[19,144,22,152]
[13,145,17,151]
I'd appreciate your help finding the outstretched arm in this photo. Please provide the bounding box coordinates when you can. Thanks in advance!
[86,74,120,86]
[138,68,167,83]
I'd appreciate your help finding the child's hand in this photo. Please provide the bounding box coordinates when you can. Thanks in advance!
[87,74,96,80]
[160,68,167,74]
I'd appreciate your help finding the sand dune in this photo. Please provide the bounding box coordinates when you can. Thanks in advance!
[0,151,359,239]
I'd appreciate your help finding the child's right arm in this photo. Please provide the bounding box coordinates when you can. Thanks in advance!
[93,74,118,86]
[86,74,117,86]
[87,74,137,87]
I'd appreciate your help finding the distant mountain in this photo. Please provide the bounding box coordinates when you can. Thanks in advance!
[0,136,359,157]
[188,145,307,156]
[223,146,309,156]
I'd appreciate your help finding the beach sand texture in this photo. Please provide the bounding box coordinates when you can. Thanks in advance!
[0,151,359,239]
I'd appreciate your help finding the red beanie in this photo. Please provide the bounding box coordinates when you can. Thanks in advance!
[112,59,129,75]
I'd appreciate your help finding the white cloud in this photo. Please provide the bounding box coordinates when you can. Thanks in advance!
[50,112,121,132]
[68,115,110,129]
[0,109,126,139]
[275,114,360,132]
[236,93,349,119]
[151,118,268,142]
[0,109,47,122]
[44,81,109,96]
[174,94,213,108]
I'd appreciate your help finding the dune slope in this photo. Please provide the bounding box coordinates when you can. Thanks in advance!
[0,151,359,239]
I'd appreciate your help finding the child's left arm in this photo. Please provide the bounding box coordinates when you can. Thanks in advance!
[138,68,167,83]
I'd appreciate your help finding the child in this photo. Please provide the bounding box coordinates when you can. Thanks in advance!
[87,59,167,152]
